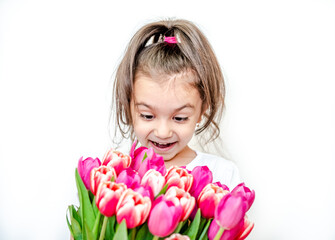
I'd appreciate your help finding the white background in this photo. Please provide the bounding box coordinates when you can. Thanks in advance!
[1,0,334,239]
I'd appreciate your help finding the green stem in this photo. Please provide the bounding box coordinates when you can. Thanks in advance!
[99,216,108,240]
[174,221,185,233]
[198,219,212,240]
[213,227,225,240]
[152,235,159,240]
[130,227,136,240]
[93,211,101,237]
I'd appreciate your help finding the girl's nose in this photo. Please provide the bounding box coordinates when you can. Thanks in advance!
[154,120,173,139]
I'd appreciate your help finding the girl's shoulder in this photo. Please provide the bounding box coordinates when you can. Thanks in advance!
[186,151,241,189]
[188,151,237,170]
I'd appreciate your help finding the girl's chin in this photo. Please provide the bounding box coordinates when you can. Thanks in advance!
[159,152,175,161]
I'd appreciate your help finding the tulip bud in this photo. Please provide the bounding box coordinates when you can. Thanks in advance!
[141,169,166,197]
[148,195,182,237]
[116,168,141,189]
[214,193,248,230]
[213,181,230,191]
[95,181,127,217]
[138,148,166,178]
[133,185,154,201]
[77,156,101,191]
[116,188,152,229]
[102,149,131,175]
[165,186,195,221]
[90,165,117,195]
[198,183,229,219]
[165,166,194,192]
[189,166,213,199]
[129,140,148,171]
[208,217,244,240]
[235,216,254,240]
[231,183,255,211]
[165,233,191,240]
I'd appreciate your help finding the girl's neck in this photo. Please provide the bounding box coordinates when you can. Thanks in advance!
[164,145,197,169]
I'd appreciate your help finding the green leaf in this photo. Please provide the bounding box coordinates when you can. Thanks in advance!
[201,233,209,240]
[196,217,207,239]
[142,152,148,162]
[174,220,186,233]
[184,209,201,240]
[92,197,99,218]
[89,191,95,206]
[66,207,75,237]
[71,216,83,240]
[105,215,116,239]
[85,222,96,240]
[67,205,84,239]
[155,183,169,198]
[92,211,102,239]
[75,169,96,237]
[113,219,128,240]
[198,219,212,240]
[70,205,82,227]
[135,223,153,240]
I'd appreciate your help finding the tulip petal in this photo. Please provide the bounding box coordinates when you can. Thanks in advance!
[215,194,247,230]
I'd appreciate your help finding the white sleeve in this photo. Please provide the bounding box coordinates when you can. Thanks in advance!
[228,163,241,190]
[211,159,241,190]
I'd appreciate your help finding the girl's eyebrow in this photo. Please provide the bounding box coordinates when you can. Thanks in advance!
[135,102,152,109]
[135,102,195,111]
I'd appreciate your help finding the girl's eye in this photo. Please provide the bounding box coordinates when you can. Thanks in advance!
[173,116,189,122]
[140,114,154,120]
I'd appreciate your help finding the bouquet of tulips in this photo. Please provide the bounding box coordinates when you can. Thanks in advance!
[67,141,255,240]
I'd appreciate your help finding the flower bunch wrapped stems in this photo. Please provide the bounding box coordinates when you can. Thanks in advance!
[67,142,255,240]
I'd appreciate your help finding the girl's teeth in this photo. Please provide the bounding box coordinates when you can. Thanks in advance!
[153,142,172,148]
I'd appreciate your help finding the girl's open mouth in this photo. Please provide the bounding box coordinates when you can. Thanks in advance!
[150,141,176,151]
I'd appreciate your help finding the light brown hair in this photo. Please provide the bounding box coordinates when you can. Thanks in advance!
[111,19,225,145]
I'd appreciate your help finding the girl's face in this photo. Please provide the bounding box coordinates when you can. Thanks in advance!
[130,71,203,166]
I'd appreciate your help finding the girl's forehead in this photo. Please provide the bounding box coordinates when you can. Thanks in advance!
[134,73,196,95]
[132,72,202,108]
[134,70,197,92]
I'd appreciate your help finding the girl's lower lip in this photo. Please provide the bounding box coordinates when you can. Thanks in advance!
[149,141,176,152]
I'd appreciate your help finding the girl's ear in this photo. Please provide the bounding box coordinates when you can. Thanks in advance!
[198,102,208,123]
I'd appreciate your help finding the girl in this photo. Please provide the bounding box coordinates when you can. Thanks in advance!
[112,19,240,189]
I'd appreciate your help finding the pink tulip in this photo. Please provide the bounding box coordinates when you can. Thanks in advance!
[165,186,195,221]
[116,168,141,189]
[90,166,117,195]
[189,166,213,199]
[165,166,194,192]
[102,149,131,175]
[231,183,255,211]
[148,195,182,237]
[77,156,101,191]
[208,217,244,240]
[133,185,154,201]
[215,193,248,230]
[116,189,152,229]
[137,148,167,178]
[129,140,149,171]
[198,183,229,219]
[213,181,230,191]
[95,181,127,217]
[235,216,254,240]
[165,233,191,240]
[141,169,166,197]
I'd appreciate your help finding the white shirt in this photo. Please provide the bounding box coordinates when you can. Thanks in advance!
[186,151,241,190]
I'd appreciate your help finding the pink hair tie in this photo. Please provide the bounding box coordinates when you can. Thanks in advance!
[164,36,178,44]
